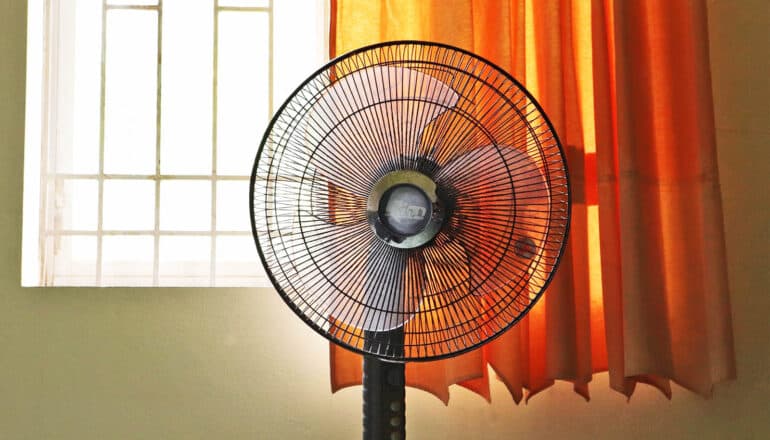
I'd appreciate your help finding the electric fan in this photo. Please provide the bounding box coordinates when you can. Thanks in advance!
[250,41,569,439]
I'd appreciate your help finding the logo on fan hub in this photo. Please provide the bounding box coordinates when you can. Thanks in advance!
[385,201,427,221]
[379,184,432,236]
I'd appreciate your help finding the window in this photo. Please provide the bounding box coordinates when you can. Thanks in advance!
[22,0,328,286]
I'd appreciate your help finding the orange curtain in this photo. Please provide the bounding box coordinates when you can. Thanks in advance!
[329,0,735,402]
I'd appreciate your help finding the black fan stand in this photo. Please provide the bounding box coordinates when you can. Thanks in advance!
[363,330,406,440]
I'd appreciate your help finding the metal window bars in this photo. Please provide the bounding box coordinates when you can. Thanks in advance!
[39,0,273,286]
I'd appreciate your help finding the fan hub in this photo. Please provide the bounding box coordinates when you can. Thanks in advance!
[367,170,445,249]
[379,184,432,235]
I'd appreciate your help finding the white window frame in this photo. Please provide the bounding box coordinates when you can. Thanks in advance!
[22,0,329,287]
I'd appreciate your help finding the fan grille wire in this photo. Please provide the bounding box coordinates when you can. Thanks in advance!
[250,41,570,361]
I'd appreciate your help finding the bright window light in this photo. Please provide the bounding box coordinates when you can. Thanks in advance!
[22,0,329,286]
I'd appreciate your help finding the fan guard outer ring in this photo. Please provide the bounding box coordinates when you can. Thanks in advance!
[250,40,571,362]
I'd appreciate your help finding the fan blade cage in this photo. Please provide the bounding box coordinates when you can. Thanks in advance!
[250,41,570,361]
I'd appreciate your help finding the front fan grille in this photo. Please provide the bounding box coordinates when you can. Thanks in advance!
[251,41,569,361]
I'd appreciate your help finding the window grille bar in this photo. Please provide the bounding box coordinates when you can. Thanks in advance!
[39,0,55,284]
[152,0,163,286]
[210,0,219,286]
[105,5,159,11]
[217,6,269,12]
[96,0,108,286]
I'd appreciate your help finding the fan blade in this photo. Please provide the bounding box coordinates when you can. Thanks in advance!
[322,238,423,333]
[307,65,459,193]
[421,233,471,297]
[359,242,423,332]
[436,144,550,297]
[309,177,367,226]
[404,238,482,358]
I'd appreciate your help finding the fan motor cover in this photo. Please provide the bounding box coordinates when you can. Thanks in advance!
[250,41,570,361]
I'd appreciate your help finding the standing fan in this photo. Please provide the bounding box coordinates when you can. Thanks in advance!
[250,41,569,439]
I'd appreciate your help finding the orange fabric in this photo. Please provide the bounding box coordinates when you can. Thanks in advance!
[328,0,735,402]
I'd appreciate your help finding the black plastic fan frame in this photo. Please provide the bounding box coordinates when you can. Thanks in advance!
[250,40,571,364]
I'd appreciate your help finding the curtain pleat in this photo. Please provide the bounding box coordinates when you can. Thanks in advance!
[328,0,735,403]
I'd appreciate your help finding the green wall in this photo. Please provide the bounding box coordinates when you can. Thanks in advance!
[1,0,768,438]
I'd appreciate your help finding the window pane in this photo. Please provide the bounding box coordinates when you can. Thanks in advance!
[159,236,210,286]
[51,236,97,285]
[217,11,269,176]
[273,0,327,108]
[27,0,327,286]
[160,0,214,174]
[101,235,154,286]
[215,236,262,286]
[103,180,156,230]
[160,180,211,231]
[55,0,102,174]
[216,180,250,231]
[103,10,157,174]
[59,179,98,230]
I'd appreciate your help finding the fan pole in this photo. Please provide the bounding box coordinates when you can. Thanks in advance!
[363,331,406,440]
